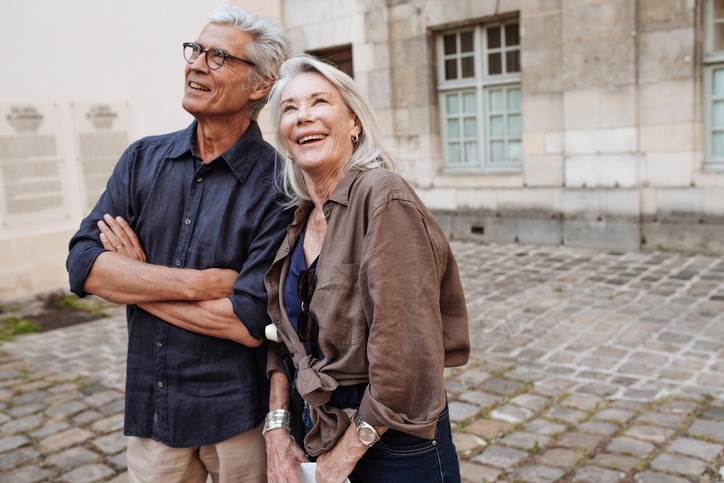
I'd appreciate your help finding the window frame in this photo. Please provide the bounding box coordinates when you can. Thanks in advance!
[436,20,522,173]
[703,0,724,169]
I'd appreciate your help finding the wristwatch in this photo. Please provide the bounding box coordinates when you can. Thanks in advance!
[353,411,380,447]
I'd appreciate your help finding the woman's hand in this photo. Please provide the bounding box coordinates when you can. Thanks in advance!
[265,429,308,483]
[98,213,146,262]
[314,423,368,483]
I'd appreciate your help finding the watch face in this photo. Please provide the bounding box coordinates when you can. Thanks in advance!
[358,426,377,444]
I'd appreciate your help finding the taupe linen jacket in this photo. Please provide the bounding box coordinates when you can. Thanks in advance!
[265,167,469,456]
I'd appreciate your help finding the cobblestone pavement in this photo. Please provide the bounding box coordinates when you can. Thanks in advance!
[0,240,723,482]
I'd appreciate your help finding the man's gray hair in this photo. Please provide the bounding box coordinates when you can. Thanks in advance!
[208,6,292,120]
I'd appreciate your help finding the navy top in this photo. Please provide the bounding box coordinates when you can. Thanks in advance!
[66,121,293,447]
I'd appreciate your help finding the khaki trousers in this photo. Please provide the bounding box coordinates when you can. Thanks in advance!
[126,423,267,483]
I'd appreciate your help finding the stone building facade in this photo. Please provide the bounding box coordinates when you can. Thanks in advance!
[1,0,722,300]
[281,0,724,254]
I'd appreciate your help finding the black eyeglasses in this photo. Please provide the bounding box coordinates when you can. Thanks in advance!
[297,270,319,343]
[183,42,256,70]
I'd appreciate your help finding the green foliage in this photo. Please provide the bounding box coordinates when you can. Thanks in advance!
[0,316,41,340]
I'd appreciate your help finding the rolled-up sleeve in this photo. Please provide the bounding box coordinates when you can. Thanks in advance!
[358,197,460,439]
[67,149,132,297]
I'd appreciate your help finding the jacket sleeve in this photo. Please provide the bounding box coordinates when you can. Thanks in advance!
[357,196,468,439]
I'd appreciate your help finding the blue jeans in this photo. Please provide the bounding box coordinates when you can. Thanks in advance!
[304,405,461,483]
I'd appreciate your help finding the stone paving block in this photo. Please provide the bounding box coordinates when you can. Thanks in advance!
[48,382,81,394]
[0,435,29,454]
[557,432,606,453]
[74,410,103,424]
[511,393,550,412]
[0,414,44,435]
[561,394,602,411]
[10,389,48,405]
[458,390,501,408]
[625,424,675,443]
[687,419,724,442]
[455,367,493,387]
[491,404,533,423]
[510,464,566,483]
[577,420,619,437]
[524,418,567,436]
[592,453,640,472]
[649,453,709,477]
[668,436,723,461]
[533,377,576,397]
[609,399,649,412]
[0,446,41,472]
[7,402,45,417]
[448,401,480,423]
[459,461,502,483]
[85,389,124,408]
[634,411,684,428]
[472,444,527,469]
[702,406,724,420]
[546,406,587,424]
[453,433,487,455]
[633,471,692,483]
[58,463,115,483]
[99,399,125,415]
[45,400,89,419]
[90,413,124,433]
[0,464,54,483]
[46,390,83,405]
[481,377,524,396]
[500,431,551,451]
[30,421,70,439]
[45,446,100,470]
[593,409,636,424]
[108,450,127,469]
[536,447,584,468]
[465,418,511,440]
[39,428,95,454]
[572,465,625,482]
[106,473,129,483]
[444,379,466,393]
[93,431,127,454]
[606,436,655,457]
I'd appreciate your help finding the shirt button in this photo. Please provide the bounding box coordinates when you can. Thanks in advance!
[156,341,162,347]
[175,260,181,267]
[157,381,164,388]
[196,177,203,182]
[184,219,191,225]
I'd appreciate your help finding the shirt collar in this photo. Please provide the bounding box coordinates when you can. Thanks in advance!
[327,167,365,207]
[168,120,270,184]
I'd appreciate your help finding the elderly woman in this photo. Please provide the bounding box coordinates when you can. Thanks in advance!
[262,55,470,483]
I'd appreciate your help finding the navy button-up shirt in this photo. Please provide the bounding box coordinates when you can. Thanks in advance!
[67,121,292,447]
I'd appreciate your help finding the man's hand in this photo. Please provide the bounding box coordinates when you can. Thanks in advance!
[98,214,146,262]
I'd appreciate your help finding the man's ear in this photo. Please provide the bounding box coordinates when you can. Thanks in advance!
[249,78,274,100]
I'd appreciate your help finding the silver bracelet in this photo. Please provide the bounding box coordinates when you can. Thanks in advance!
[262,408,292,435]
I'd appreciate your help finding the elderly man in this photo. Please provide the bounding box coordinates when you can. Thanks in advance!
[67,6,292,483]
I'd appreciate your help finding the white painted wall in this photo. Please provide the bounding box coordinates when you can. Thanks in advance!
[0,0,282,299]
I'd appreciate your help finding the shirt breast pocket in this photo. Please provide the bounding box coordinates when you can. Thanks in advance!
[315,263,366,349]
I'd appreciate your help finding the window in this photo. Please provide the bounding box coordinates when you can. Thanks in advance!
[704,0,724,168]
[307,45,354,79]
[437,21,521,171]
